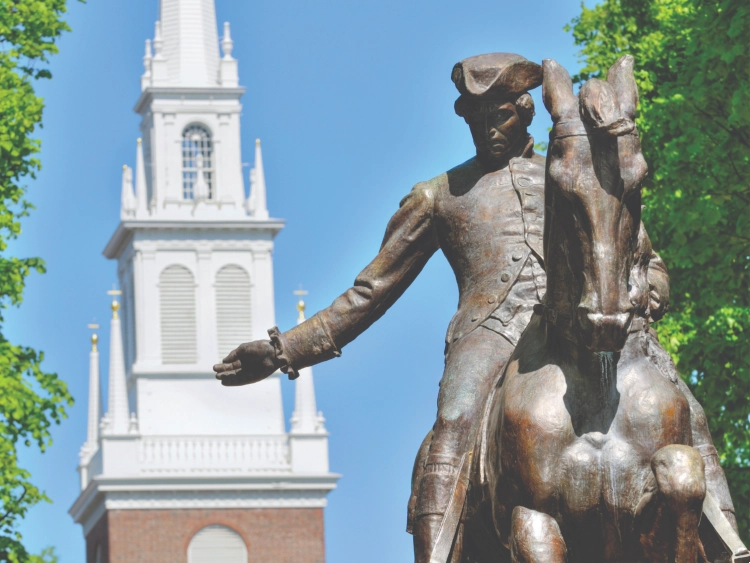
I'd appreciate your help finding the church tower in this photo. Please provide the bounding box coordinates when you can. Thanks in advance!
[69,2,337,562]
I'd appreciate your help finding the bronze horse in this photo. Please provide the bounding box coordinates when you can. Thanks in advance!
[483,56,708,563]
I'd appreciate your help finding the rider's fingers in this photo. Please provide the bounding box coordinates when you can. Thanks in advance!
[222,349,238,364]
[221,372,254,386]
[213,363,232,373]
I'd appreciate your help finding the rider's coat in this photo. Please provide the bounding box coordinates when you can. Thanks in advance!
[274,141,546,372]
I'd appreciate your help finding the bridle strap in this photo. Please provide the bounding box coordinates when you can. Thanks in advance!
[552,119,639,139]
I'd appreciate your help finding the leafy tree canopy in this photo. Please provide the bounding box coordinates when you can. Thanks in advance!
[0,0,75,560]
[568,0,749,540]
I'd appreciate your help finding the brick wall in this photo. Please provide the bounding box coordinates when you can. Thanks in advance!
[85,508,325,563]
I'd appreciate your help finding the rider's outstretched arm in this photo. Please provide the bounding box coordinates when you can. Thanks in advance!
[272,182,440,378]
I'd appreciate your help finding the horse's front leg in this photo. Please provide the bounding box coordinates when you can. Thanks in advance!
[638,445,706,563]
[509,506,567,563]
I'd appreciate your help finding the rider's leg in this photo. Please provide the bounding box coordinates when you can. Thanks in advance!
[413,327,513,563]
[639,445,706,563]
[509,506,567,563]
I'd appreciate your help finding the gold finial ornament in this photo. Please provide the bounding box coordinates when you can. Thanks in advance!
[137,137,142,145]
[255,138,261,147]
[107,287,123,320]
[293,286,308,322]
[88,323,100,351]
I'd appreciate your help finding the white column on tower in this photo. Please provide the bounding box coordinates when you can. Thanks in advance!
[104,290,131,436]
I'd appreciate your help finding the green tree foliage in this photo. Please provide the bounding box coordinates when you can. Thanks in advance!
[0,1,74,560]
[567,0,749,540]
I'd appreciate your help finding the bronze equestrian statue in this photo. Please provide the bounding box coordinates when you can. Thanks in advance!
[213,53,744,562]
[478,56,746,563]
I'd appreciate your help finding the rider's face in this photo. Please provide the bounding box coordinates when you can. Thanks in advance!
[465,101,524,166]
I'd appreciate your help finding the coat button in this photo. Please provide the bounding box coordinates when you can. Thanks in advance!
[487,296,496,304]
[501,272,510,282]
[512,251,523,261]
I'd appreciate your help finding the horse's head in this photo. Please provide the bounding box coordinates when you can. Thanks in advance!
[542,56,648,352]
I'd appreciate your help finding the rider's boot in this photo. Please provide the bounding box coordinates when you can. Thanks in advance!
[413,454,460,563]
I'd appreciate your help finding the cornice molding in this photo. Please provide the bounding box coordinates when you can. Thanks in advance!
[135,87,247,114]
[104,219,285,259]
[70,474,340,533]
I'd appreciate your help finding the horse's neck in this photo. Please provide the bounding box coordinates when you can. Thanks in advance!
[542,197,621,413]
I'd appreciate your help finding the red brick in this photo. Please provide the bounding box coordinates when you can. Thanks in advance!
[85,508,325,563]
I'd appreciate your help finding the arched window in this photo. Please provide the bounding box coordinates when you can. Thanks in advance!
[188,525,247,563]
[215,265,252,360]
[160,265,197,364]
[182,124,213,200]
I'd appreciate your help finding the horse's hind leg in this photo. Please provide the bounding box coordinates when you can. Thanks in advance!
[509,507,567,563]
[639,445,706,563]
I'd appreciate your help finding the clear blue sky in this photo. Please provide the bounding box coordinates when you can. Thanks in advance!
[10,1,585,560]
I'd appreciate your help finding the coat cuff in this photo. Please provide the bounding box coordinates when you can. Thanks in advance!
[268,314,341,380]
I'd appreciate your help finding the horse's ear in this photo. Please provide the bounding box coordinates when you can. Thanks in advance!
[542,59,576,123]
[606,55,638,120]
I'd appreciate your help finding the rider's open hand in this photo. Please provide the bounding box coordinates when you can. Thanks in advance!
[213,340,279,386]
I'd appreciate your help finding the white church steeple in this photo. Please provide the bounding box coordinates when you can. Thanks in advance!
[72,3,337,556]
[131,0,258,221]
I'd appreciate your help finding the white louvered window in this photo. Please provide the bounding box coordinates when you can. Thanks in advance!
[182,124,213,200]
[216,265,252,360]
[188,525,247,563]
[160,265,197,364]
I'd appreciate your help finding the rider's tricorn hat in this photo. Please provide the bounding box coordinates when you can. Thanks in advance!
[451,53,542,100]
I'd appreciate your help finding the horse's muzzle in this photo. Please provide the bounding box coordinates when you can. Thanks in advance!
[576,310,634,352]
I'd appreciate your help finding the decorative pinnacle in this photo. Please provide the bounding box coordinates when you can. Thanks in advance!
[293,286,309,322]
[107,287,122,319]
[256,138,261,147]
[88,323,99,351]
[137,138,142,146]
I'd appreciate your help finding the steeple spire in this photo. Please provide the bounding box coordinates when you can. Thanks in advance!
[156,0,220,87]
[135,138,148,215]
[103,290,131,436]
[84,323,101,452]
[290,290,326,434]
[248,139,269,219]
